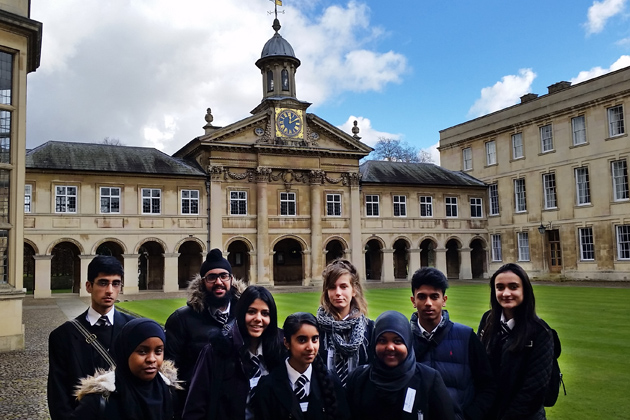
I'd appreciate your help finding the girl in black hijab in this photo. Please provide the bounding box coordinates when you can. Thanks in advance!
[346,310,455,420]
[72,318,180,420]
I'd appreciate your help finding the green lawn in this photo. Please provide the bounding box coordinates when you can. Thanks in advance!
[117,284,630,419]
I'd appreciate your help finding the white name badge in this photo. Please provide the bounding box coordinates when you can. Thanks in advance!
[403,387,416,413]
[300,402,309,412]
[249,377,260,389]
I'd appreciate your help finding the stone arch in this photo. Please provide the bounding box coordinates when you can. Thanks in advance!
[227,239,252,284]
[271,234,309,252]
[392,237,411,280]
[175,236,206,253]
[134,237,169,255]
[178,239,203,289]
[46,238,84,256]
[419,237,438,268]
[137,240,165,290]
[364,237,384,281]
[50,241,82,293]
[445,237,462,279]
[24,238,39,255]
[273,237,305,285]
[470,237,488,279]
[91,238,127,255]
[225,236,254,253]
[324,236,348,265]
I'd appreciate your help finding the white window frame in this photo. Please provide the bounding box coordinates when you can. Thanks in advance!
[463,147,472,171]
[326,193,342,217]
[540,124,553,152]
[572,115,586,145]
[181,189,199,215]
[393,195,407,217]
[575,167,591,205]
[141,188,161,215]
[419,196,433,217]
[512,133,523,159]
[25,184,32,213]
[514,178,527,213]
[542,173,557,209]
[485,141,496,166]
[608,105,625,137]
[491,234,502,261]
[489,184,499,216]
[280,191,296,216]
[445,196,458,218]
[470,197,483,218]
[55,185,77,213]
[230,190,248,215]
[617,225,630,260]
[612,160,629,201]
[100,186,121,214]
[517,232,530,261]
[365,195,379,217]
[579,227,595,261]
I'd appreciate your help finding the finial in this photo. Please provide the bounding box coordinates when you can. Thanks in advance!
[205,108,214,125]
[352,120,361,139]
[272,18,281,33]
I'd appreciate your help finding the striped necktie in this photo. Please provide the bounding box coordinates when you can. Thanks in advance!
[96,315,111,327]
[423,330,432,340]
[500,321,511,341]
[335,354,349,387]
[215,311,228,325]
[294,374,308,400]
[250,355,262,379]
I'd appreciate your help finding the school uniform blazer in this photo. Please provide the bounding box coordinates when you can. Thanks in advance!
[47,308,134,420]
[251,361,350,420]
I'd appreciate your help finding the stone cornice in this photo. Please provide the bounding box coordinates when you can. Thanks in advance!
[0,9,42,72]
[207,165,362,188]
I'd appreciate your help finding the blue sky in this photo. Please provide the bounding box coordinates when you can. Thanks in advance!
[27,0,630,163]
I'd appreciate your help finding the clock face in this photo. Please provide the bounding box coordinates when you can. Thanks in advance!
[276,109,302,137]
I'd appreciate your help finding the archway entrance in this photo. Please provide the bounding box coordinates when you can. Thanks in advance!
[179,241,203,288]
[365,239,382,281]
[51,242,81,293]
[325,239,345,265]
[138,241,164,290]
[445,239,460,279]
[273,238,303,285]
[470,239,486,279]
[228,240,250,284]
[420,239,436,268]
[24,243,36,293]
[393,239,409,279]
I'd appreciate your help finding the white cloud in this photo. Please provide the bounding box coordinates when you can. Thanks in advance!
[570,55,630,84]
[423,142,441,165]
[617,37,630,46]
[467,69,537,118]
[584,0,627,35]
[337,116,401,147]
[26,0,408,154]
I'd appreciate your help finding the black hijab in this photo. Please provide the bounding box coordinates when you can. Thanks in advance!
[113,318,173,420]
[368,311,417,393]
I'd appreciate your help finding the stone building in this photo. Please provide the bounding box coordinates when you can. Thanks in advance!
[24,18,488,297]
[439,66,630,280]
[0,0,42,351]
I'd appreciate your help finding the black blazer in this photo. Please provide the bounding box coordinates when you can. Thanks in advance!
[251,361,350,420]
[47,308,134,420]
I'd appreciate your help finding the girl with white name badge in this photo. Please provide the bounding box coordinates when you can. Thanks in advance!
[251,312,350,420]
[182,285,284,420]
[346,310,455,420]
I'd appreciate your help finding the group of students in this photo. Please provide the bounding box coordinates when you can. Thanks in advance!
[48,253,555,420]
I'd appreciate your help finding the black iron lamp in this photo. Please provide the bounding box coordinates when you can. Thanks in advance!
[538,221,552,234]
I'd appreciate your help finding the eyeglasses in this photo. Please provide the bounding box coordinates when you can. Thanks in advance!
[203,272,231,283]
[95,280,122,288]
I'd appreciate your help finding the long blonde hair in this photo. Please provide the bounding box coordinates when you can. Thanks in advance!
[320,259,368,319]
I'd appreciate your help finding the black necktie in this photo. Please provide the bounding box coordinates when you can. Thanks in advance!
[216,311,228,325]
[335,354,348,387]
[96,315,111,327]
[294,375,308,400]
[500,321,511,341]
[423,330,432,340]
[250,355,262,379]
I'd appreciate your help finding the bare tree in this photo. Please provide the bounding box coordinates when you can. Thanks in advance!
[102,137,123,146]
[418,149,434,163]
[371,137,431,163]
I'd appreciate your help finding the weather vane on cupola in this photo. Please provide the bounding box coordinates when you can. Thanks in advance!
[268,0,284,30]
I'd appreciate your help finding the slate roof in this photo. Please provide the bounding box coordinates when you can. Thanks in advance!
[26,141,205,176]
[359,160,485,187]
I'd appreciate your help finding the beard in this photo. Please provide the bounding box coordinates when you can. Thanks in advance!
[204,285,231,308]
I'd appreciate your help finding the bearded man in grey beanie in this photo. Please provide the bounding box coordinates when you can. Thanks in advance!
[165,248,244,418]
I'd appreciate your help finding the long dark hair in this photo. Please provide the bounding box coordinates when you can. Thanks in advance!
[283,312,337,420]
[480,263,539,352]
[235,285,283,370]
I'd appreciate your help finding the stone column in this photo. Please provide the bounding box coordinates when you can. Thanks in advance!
[249,251,257,285]
[383,249,395,282]
[435,248,447,275]
[209,174,223,250]
[79,255,94,297]
[256,168,272,285]
[122,253,140,295]
[409,248,421,279]
[33,255,52,299]
[460,247,472,279]
[348,173,364,280]
[303,250,312,286]
[163,253,180,292]
[310,175,322,285]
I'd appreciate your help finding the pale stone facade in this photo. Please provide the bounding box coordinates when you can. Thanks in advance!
[0,0,42,351]
[439,67,630,280]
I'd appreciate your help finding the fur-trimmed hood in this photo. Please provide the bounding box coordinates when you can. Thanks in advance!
[74,360,182,401]
[186,274,247,313]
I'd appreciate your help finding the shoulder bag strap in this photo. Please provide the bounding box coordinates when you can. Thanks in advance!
[70,319,116,369]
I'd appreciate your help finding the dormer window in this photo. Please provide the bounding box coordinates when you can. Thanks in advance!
[267,70,274,92]
[282,69,289,91]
